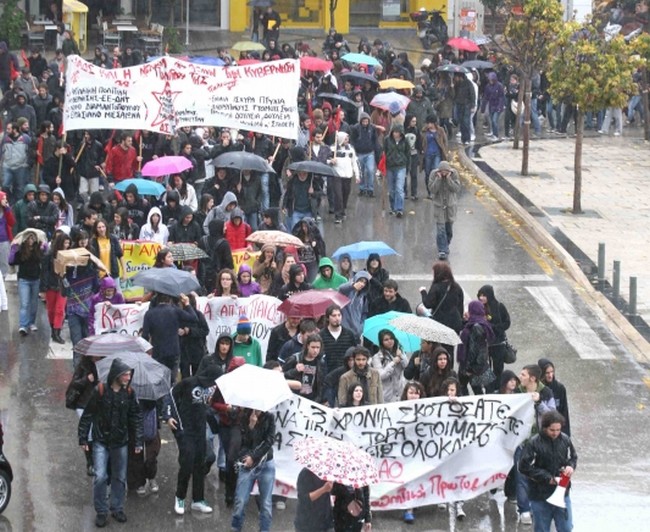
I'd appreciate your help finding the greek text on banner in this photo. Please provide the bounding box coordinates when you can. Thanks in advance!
[63,55,301,139]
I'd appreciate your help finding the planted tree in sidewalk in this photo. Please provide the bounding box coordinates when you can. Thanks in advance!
[631,33,650,142]
[547,24,635,214]
[496,0,564,176]
[329,0,339,29]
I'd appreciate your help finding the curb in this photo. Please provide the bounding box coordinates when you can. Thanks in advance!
[456,147,650,368]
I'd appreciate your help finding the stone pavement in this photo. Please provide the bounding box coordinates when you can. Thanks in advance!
[468,132,650,344]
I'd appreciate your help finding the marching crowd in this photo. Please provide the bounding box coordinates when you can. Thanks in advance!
[0,25,581,532]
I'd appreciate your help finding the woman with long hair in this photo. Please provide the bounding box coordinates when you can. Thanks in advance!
[89,219,126,282]
[477,284,511,390]
[40,231,71,343]
[153,247,176,268]
[193,193,214,231]
[51,188,74,229]
[400,380,426,523]
[342,383,368,408]
[109,207,139,240]
[458,300,495,396]
[167,172,198,211]
[269,252,297,297]
[213,268,240,298]
[424,347,458,397]
[252,244,277,294]
[11,230,43,336]
[370,329,406,403]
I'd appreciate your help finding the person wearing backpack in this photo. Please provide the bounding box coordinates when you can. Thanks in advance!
[78,358,143,528]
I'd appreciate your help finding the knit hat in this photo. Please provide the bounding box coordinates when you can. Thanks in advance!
[236,314,252,335]
[388,101,401,115]
[16,117,28,128]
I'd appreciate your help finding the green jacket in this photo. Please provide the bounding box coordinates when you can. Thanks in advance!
[13,184,37,234]
[232,334,263,367]
[383,125,410,169]
[312,257,347,290]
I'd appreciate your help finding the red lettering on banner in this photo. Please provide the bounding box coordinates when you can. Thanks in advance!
[378,459,403,481]
[371,485,427,508]
[138,242,161,257]
[220,304,236,316]
[121,241,134,255]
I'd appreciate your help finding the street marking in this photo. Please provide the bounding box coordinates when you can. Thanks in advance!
[392,274,553,282]
[526,286,615,360]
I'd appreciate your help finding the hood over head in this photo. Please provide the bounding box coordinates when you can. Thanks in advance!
[289,146,306,163]
[359,111,370,122]
[229,207,245,222]
[500,369,520,390]
[146,206,163,225]
[166,189,180,204]
[213,332,234,357]
[99,276,118,293]
[219,190,238,210]
[390,123,405,135]
[487,71,498,81]
[37,184,51,197]
[353,270,371,283]
[237,263,252,280]
[537,358,555,380]
[321,101,333,112]
[289,263,304,283]
[23,183,38,198]
[431,346,451,364]
[262,207,281,227]
[318,257,335,271]
[89,191,105,207]
[437,161,452,172]
[179,205,193,220]
[124,183,140,201]
[107,357,133,386]
[52,187,66,200]
[477,284,497,305]
[208,218,225,238]
[366,253,382,270]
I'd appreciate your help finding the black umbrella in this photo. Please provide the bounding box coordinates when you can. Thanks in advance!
[461,60,495,70]
[317,92,357,108]
[168,243,209,261]
[212,151,275,173]
[435,64,469,74]
[132,268,200,297]
[97,353,171,400]
[247,0,274,7]
[340,71,379,86]
[288,160,340,177]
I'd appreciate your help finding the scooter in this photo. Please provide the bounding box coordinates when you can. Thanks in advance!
[0,450,11,514]
[410,7,449,50]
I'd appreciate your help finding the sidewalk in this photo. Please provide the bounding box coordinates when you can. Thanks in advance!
[468,132,650,339]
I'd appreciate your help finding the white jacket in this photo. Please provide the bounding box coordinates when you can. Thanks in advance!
[331,142,360,182]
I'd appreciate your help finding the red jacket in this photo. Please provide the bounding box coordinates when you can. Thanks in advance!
[0,203,16,242]
[224,210,252,251]
[106,145,138,182]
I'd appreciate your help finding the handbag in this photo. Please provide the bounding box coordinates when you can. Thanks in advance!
[470,368,496,389]
[65,382,82,410]
[142,407,158,441]
[503,339,517,364]
[347,499,363,517]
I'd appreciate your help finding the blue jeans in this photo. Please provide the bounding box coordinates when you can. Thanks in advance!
[69,313,90,368]
[386,167,406,213]
[18,278,40,329]
[436,222,453,255]
[231,459,275,532]
[93,442,128,515]
[627,94,643,121]
[260,173,270,211]
[529,98,541,134]
[289,210,311,232]
[515,445,530,514]
[490,111,502,138]
[424,153,441,196]
[245,211,259,231]
[357,152,375,193]
[530,497,573,532]
[3,166,29,203]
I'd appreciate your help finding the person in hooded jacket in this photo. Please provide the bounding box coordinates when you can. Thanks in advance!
[13,183,37,234]
[278,263,312,301]
[421,347,458,397]
[204,166,234,206]
[27,184,58,238]
[109,207,139,241]
[139,206,169,245]
[384,123,410,217]
[168,206,202,245]
[202,190,239,234]
[350,111,381,197]
[118,183,150,229]
[164,363,221,516]
[51,188,74,229]
[198,219,234,293]
[338,270,371,340]
[75,131,105,202]
[292,217,326,282]
[78,358,143,527]
[364,253,390,304]
[458,300,496,395]
[87,276,126,335]
[42,142,76,203]
[477,284,511,389]
[312,256,347,289]
[161,189,184,227]
[537,358,570,436]
[179,293,210,379]
[237,264,261,297]
[234,169,262,231]
[224,208,252,251]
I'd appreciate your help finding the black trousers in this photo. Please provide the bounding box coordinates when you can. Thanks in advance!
[175,433,206,502]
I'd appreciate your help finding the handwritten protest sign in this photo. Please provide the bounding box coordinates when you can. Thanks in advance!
[93,294,284,353]
[64,55,301,139]
[271,394,534,509]
[117,240,161,301]
[232,249,260,272]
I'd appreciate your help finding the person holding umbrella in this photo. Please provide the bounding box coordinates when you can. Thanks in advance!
[295,468,334,532]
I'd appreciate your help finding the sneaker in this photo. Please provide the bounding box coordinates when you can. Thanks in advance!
[597,130,605,134]
[614,131,621,136]
[111,511,127,523]
[19,327,28,336]
[334,217,342,224]
[519,511,532,525]
[456,132,461,137]
[396,211,403,218]
[438,503,447,510]
[136,484,147,495]
[87,465,95,477]
[148,478,159,493]
[403,510,415,523]
[275,500,286,510]
[411,195,418,201]
[438,253,447,260]
[95,513,108,528]
[389,210,395,216]
[29,324,38,331]
[470,135,476,141]
[455,501,466,520]
[175,497,185,515]
[191,500,213,514]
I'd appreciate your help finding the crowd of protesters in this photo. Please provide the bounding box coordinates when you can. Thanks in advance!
[0,24,580,531]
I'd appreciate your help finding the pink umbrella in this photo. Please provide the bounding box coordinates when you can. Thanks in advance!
[278,290,350,318]
[141,156,193,177]
[300,56,334,72]
[447,37,480,52]
[370,92,411,111]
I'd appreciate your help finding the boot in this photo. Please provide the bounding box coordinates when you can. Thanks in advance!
[53,329,65,344]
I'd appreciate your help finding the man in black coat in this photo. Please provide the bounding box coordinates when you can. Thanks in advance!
[78,358,144,527]
[538,358,571,436]
[368,279,412,317]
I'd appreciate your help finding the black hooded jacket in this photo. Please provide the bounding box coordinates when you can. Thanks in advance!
[477,284,510,344]
[168,206,202,243]
[365,253,390,303]
[199,219,234,291]
[161,189,183,226]
[119,184,150,228]
[537,358,571,436]
[78,358,143,448]
[278,264,312,301]
[197,333,234,376]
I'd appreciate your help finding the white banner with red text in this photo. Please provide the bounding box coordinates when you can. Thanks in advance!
[271,394,534,509]
[92,294,285,354]
[64,55,300,138]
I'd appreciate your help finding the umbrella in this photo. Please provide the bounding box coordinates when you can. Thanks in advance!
[293,437,379,488]
[378,78,415,90]
[115,178,166,197]
[96,352,171,400]
[473,36,491,46]
[362,311,421,353]
[141,156,193,177]
[11,228,47,246]
[132,268,200,297]
[288,160,339,178]
[447,37,480,52]
[212,151,275,173]
[168,243,209,261]
[300,56,333,72]
[340,71,379,86]
[246,230,305,248]
[189,56,225,66]
[247,0,274,6]
[341,52,381,67]
[317,92,357,108]
[331,241,398,260]
[77,333,153,357]
[435,63,469,74]
[216,364,293,411]
[278,290,350,318]
[461,60,495,70]
[389,314,461,345]
[370,92,411,111]
[237,58,261,65]
[232,40,266,52]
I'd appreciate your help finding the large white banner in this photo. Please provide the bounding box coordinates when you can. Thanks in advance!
[271,394,534,510]
[93,294,285,354]
[64,55,300,139]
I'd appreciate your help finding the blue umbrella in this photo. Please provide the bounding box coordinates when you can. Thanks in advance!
[362,311,421,353]
[189,56,225,66]
[115,178,166,197]
[331,241,398,260]
[341,52,381,67]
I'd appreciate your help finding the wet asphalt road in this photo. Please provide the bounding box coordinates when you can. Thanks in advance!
[1,166,649,532]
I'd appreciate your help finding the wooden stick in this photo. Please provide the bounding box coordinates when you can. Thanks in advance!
[138,133,143,171]
[34,162,40,186]
[74,141,85,163]
[57,133,67,181]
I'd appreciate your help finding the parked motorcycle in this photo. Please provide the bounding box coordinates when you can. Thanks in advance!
[410,7,449,49]
[0,422,11,514]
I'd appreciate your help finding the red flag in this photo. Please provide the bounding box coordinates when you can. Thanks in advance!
[36,136,44,165]
[377,153,386,176]
[21,49,30,70]
[104,130,116,154]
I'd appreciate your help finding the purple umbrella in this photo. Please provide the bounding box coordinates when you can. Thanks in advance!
[141,156,193,177]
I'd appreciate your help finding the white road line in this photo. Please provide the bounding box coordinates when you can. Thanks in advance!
[526,286,615,360]
[392,274,553,282]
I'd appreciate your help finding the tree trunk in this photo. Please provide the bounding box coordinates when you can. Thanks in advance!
[521,77,531,176]
[330,0,336,29]
[573,109,584,214]
[513,80,524,150]
[643,91,650,142]
[490,9,496,37]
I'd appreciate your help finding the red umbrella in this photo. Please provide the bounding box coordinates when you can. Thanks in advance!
[237,58,261,65]
[300,56,334,72]
[447,37,480,52]
[278,290,350,318]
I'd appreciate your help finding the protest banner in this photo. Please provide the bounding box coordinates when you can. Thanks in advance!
[117,240,161,301]
[63,55,301,139]
[271,394,534,509]
[231,249,260,272]
[93,294,284,353]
